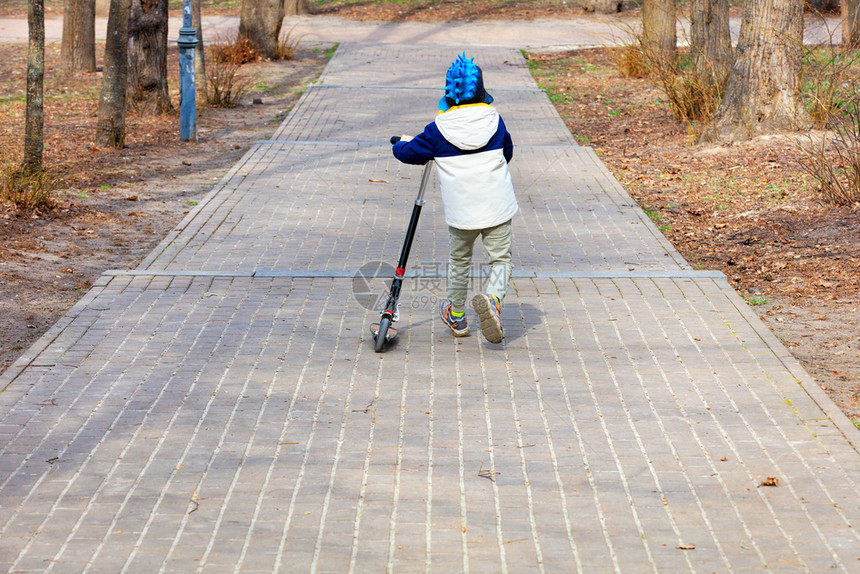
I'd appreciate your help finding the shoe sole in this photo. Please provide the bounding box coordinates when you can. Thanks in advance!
[447,325,470,337]
[471,295,503,343]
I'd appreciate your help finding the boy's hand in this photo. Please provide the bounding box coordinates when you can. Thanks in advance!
[400,135,412,142]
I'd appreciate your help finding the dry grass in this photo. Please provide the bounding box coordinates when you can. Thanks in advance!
[275,26,304,61]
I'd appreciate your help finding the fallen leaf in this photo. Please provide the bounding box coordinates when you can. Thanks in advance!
[758,477,780,487]
[677,543,695,550]
[369,179,389,184]
[478,463,501,482]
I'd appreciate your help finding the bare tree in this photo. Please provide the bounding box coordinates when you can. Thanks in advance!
[96,0,132,148]
[843,0,860,49]
[24,0,45,174]
[60,0,96,74]
[710,0,810,141]
[643,0,677,57]
[128,0,173,114]
[690,0,732,82]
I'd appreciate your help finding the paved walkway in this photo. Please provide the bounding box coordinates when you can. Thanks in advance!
[2,43,860,573]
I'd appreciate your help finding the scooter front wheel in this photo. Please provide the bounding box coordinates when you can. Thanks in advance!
[374,317,391,352]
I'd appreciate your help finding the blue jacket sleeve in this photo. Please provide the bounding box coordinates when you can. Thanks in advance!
[500,116,513,163]
[392,123,436,165]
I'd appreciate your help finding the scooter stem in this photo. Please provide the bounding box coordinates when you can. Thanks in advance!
[396,161,432,275]
[381,161,433,319]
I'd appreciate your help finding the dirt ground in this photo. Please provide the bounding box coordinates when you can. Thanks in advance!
[0,41,332,374]
[1,3,858,426]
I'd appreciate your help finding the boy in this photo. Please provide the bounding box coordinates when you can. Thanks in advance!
[392,53,517,343]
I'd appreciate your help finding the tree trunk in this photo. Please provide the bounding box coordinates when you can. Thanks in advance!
[96,0,131,148]
[643,0,677,56]
[192,0,206,92]
[60,0,96,74]
[128,0,172,114]
[582,0,622,13]
[710,0,810,141]
[24,0,46,174]
[239,0,285,59]
[285,0,308,14]
[690,0,732,83]
[842,0,860,49]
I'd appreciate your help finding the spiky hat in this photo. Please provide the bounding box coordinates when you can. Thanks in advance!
[439,53,494,112]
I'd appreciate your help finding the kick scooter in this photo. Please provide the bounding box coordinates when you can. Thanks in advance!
[370,136,433,352]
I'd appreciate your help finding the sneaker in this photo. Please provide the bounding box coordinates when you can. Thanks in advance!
[471,294,503,343]
[440,300,470,337]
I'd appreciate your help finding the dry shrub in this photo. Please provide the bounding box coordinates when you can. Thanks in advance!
[203,55,252,107]
[801,45,860,128]
[214,32,260,65]
[275,26,304,61]
[798,91,860,205]
[609,28,650,78]
[797,18,860,204]
[0,161,56,211]
[651,53,726,128]
[611,28,726,140]
[204,34,254,108]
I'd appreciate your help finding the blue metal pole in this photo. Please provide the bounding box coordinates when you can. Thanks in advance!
[177,0,198,141]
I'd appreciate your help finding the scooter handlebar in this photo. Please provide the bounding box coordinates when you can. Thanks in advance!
[390,136,401,145]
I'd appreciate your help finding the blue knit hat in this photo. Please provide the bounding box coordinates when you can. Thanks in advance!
[438,53,494,112]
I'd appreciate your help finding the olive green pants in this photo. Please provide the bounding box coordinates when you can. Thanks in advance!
[447,220,513,314]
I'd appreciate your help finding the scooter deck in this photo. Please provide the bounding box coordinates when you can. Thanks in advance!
[370,323,398,341]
